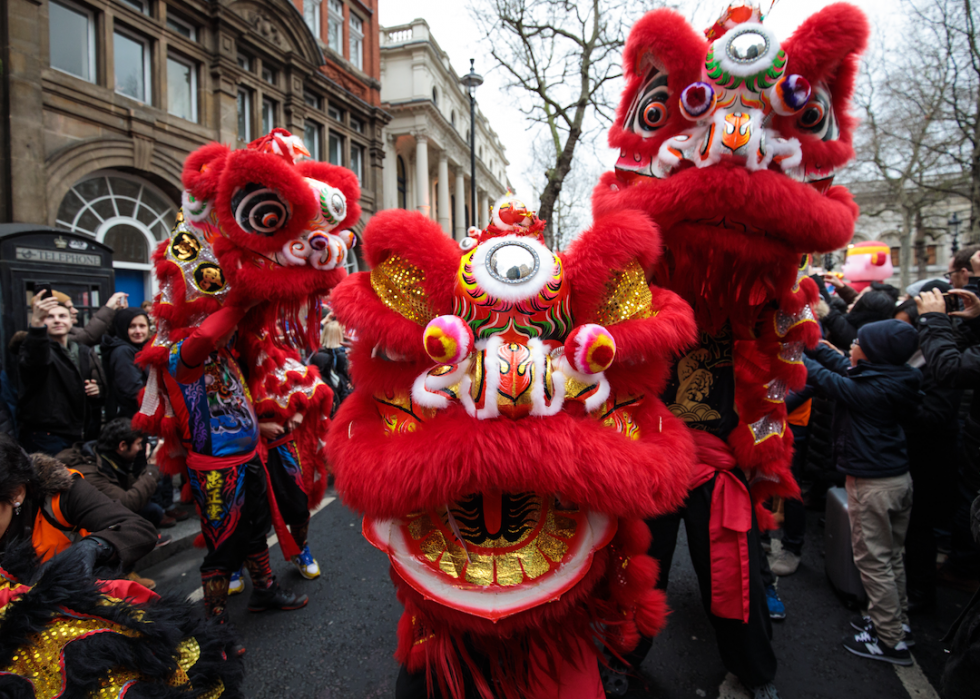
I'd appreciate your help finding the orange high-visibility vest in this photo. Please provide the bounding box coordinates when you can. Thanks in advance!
[31,469,90,562]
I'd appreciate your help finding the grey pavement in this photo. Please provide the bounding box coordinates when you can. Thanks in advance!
[140,492,970,699]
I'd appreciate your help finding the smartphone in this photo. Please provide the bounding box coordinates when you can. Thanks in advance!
[35,283,52,299]
[944,293,963,314]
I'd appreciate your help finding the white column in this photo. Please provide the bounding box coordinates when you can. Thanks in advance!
[414,134,430,217]
[437,153,451,234]
[383,133,398,209]
[477,191,487,228]
[454,169,466,240]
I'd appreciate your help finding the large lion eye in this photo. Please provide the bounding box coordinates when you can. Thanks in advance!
[795,86,838,142]
[624,66,670,136]
[231,183,291,235]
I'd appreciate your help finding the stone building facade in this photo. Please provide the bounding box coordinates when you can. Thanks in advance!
[0,0,388,304]
[839,181,972,289]
[379,19,509,240]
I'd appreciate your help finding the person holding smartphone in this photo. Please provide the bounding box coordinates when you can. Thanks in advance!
[17,290,105,455]
[917,287,980,595]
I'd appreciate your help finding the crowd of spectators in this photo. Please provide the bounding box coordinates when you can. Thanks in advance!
[762,245,980,690]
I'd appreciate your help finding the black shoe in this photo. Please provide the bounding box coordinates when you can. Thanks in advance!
[247,583,309,612]
[849,614,914,648]
[598,657,631,697]
[842,630,912,665]
[747,682,781,699]
[154,534,172,548]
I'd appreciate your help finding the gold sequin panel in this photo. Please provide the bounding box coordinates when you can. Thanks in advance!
[403,496,580,587]
[370,254,435,326]
[593,259,655,326]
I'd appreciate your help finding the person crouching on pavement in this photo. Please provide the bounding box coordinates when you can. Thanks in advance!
[803,319,922,665]
[56,418,172,530]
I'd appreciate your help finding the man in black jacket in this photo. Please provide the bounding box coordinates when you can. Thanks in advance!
[917,287,980,593]
[18,293,104,456]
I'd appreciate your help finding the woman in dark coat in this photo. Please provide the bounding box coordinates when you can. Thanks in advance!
[101,307,151,420]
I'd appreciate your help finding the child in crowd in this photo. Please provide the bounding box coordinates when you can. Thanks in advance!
[803,319,922,665]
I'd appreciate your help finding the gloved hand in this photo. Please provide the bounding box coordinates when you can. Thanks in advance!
[66,536,115,578]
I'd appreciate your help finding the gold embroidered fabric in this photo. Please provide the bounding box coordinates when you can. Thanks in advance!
[594,259,654,325]
[370,255,434,325]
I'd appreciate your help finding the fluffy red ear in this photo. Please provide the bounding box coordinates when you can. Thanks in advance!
[774,2,870,173]
[296,161,362,231]
[609,9,707,156]
[181,142,229,201]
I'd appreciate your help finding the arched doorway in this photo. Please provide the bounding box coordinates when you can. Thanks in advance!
[55,171,177,304]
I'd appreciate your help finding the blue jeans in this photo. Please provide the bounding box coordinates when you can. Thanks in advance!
[139,501,166,528]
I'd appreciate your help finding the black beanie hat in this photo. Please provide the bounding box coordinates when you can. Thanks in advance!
[856,319,919,366]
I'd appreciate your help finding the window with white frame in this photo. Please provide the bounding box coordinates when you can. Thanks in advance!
[304,0,321,37]
[237,88,252,142]
[304,121,322,160]
[327,0,343,52]
[328,132,343,166]
[304,92,321,109]
[262,98,276,134]
[237,53,251,71]
[167,55,197,122]
[349,13,363,69]
[350,144,364,183]
[119,0,149,15]
[114,29,152,103]
[49,0,96,82]
[328,106,344,122]
[350,116,364,133]
[166,14,196,41]
[262,65,276,86]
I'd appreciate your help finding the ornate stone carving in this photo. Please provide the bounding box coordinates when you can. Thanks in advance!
[244,9,287,49]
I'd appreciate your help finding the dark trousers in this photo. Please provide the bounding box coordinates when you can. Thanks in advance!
[781,438,809,556]
[266,440,310,528]
[906,435,956,597]
[19,429,73,457]
[628,470,777,689]
[186,457,272,574]
[139,501,165,528]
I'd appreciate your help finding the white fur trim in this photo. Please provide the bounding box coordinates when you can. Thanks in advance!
[528,338,565,417]
[556,356,611,413]
[412,370,450,409]
[470,235,557,304]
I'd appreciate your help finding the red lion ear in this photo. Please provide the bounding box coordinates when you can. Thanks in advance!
[296,161,362,231]
[181,142,230,201]
[609,9,707,156]
[775,3,870,171]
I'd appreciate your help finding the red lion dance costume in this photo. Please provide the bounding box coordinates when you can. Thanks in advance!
[591,2,868,694]
[135,129,359,622]
[327,194,697,697]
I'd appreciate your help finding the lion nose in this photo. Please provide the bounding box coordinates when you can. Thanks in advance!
[308,231,329,251]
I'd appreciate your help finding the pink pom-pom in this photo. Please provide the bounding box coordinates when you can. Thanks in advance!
[564,324,616,374]
[423,315,474,365]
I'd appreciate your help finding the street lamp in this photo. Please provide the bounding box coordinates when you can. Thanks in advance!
[949,211,961,254]
[460,59,483,229]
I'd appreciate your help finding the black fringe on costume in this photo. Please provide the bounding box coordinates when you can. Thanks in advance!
[0,542,245,698]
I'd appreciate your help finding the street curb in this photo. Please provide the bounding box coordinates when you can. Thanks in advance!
[134,516,202,572]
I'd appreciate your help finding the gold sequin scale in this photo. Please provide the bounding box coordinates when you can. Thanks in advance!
[594,260,655,326]
[370,255,435,326]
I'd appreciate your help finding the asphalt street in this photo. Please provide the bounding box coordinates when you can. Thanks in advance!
[143,490,973,699]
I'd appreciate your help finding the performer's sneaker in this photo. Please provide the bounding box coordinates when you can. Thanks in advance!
[247,583,309,613]
[292,545,321,580]
[842,630,913,665]
[228,567,245,596]
[765,584,786,621]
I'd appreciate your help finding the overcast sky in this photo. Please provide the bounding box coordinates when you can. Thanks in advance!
[377,0,895,200]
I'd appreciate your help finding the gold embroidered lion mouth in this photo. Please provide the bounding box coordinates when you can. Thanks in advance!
[364,493,617,621]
